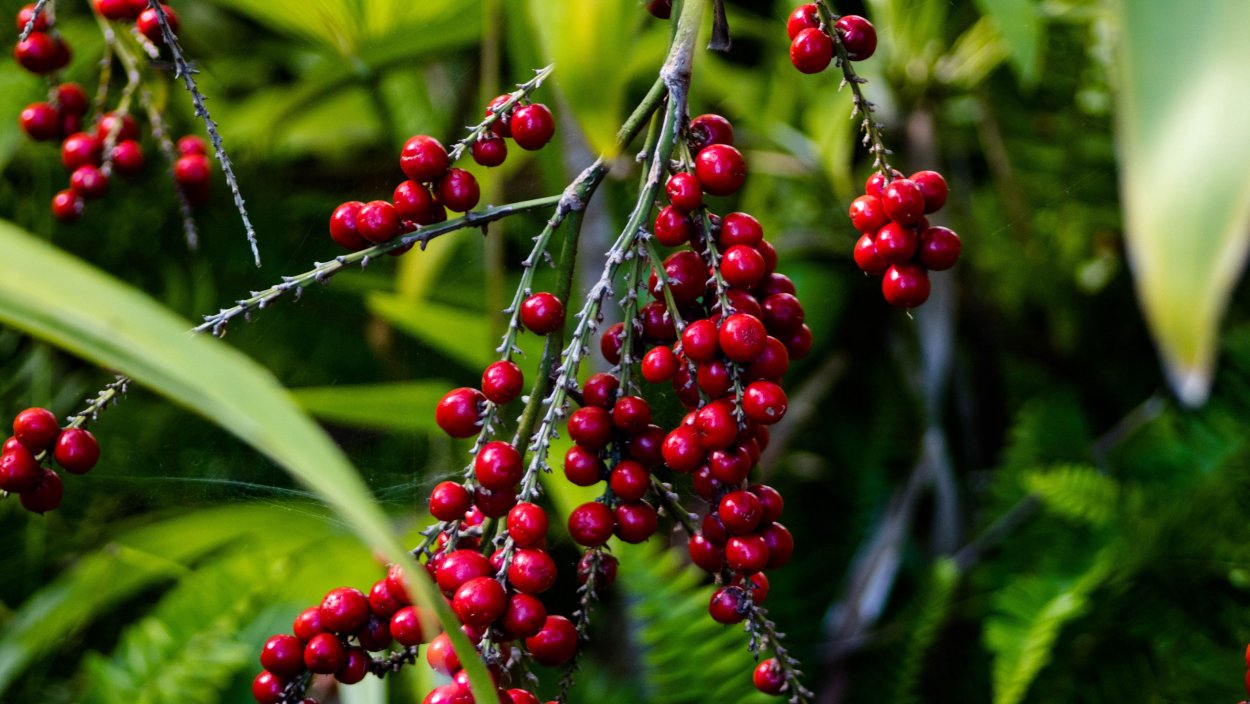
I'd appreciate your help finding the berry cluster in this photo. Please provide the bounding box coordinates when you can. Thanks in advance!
[786,3,876,74]
[0,407,99,514]
[849,169,961,307]
[14,2,210,223]
[328,97,555,252]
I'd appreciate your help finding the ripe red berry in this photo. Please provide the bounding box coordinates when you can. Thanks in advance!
[719,490,763,534]
[666,172,703,212]
[436,549,492,593]
[750,484,784,523]
[389,605,429,646]
[16,4,49,33]
[568,406,613,450]
[506,502,548,548]
[689,114,734,151]
[854,233,889,275]
[429,481,471,521]
[508,548,558,594]
[511,103,555,151]
[835,14,877,60]
[874,222,918,265]
[355,200,400,243]
[849,194,888,233]
[641,346,679,384]
[520,292,564,335]
[719,211,763,247]
[568,501,615,547]
[786,4,820,39]
[582,372,620,408]
[177,135,207,156]
[882,178,925,225]
[14,407,58,452]
[882,264,931,308]
[654,205,691,247]
[577,552,619,587]
[328,201,368,250]
[865,169,904,198]
[50,188,81,222]
[471,136,508,167]
[761,293,805,335]
[646,0,673,19]
[762,522,795,569]
[614,501,658,543]
[910,170,948,213]
[746,336,790,381]
[53,427,99,474]
[688,533,725,572]
[608,460,650,502]
[111,140,145,176]
[726,534,770,573]
[14,32,60,74]
[481,360,524,405]
[719,312,767,363]
[452,576,507,627]
[696,401,738,451]
[661,425,705,472]
[526,615,578,667]
[94,0,137,20]
[19,468,63,513]
[260,634,304,677]
[743,381,788,425]
[754,658,786,695]
[681,318,720,363]
[19,102,59,141]
[435,387,484,438]
[500,592,547,640]
[708,586,746,624]
[563,445,605,486]
[426,633,462,676]
[736,571,770,604]
[0,444,42,492]
[649,250,706,305]
[438,168,480,212]
[400,135,450,183]
[721,245,766,289]
[473,485,518,519]
[137,5,179,43]
[695,144,747,196]
[320,587,369,634]
[611,396,652,434]
[368,579,403,620]
[96,112,140,142]
[708,445,750,483]
[475,441,523,491]
[70,165,109,200]
[917,226,962,270]
[303,632,346,674]
[174,154,212,188]
[790,27,833,74]
[251,670,286,704]
[61,133,103,172]
[336,647,370,684]
[697,360,732,399]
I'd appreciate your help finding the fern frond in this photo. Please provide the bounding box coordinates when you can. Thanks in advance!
[1022,464,1125,527]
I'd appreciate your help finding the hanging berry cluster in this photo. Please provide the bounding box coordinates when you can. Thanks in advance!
[0,407,99,514]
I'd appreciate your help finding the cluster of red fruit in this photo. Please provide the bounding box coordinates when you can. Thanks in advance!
[786,3,876,73]
[849,169,961,308]
[0,408,99,514]
[328,96,555,252]
[14,2,209,222]
[93,0,181,43]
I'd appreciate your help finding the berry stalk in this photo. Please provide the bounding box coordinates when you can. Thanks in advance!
[17,0,49,42]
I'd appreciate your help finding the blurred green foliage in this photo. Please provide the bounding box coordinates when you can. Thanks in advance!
[3,0,1250,703]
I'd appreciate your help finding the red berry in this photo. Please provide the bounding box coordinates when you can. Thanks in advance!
[353,200,399,243]
[137,6,179,43]
[735,571,770,603]
[429,481,471,521]
[368,579,403,620]
[568,406,612,450]
[320,587,370,634]
[563,445,605,486]
[849,195,888,233]
[695,401,737,451]
[654,205,691,247]
[261,634,304,677]
[681,318,719,362]
[293,606,325,641]
[910,170,948,213]
[646,0,673,19]
[303,632,346,674]
[438,168,480,212]
[61,133,103,172]
[762,522,794,569]
[520,292,564,335]
[16,4,49,33]
[754,658,786,695]
[719,211,763,248]
[251,670,286,704]
[761,293,805,335]
[174,154,212,187]
[19,102,59,141]
[436,549,492,593]
[53,427,99,474]
[577,552,618,586]
[582,372,620,408]
[336,647,370,684]
[694,144,747,196]
[782,324,813,359]
[854,233,889,275]
[708,586,746,624]
[435,387,484,438]
[719,490,763,534]
[329,201,369,251]
[525,615,578,667]
[750,484,784,523]
[475,441,523,491]
[758,273,797,298]
[13,407,58,452]
[726,534,770,573]
[641,301,676,343]
[708,445,751,484]
[567,501,615,547]
[614,501,658,543]
[19,468,62,514]
[688,533,725,572]
[790,27,833,74]
[511,104,555,151]
[666,172,703,212]
[697,360,732,399]
[94,0,137,20]
[743,380,788,425]
[689,114,734,151]
[865,169,903,198]
[481,360,524,405]
[473,485,517,518]
[661,425,705,472]
[96,112,140,143]
[641,346,679,384]
[882,178,925,225]
[746,336,789,381]
[719,312,767,363]
[424,684,471,704]
[471,136,508,167]
[50,189,81,222]
[391,180,437,225]
[721,245,766,289]
[69,165,109,200]
[882,264,931,308]
[484,94,514,137]
[649,250,706,305]
[873,222,917,265]
[608,460,650,502]
[55,84,88,116]
[611,396,652,433]
[0,444,42,492]
[508,548,558,594]
[177,135,207,156]
[426,633,461,675]
[786,4,820,39]
[453,576,507,627]
[835,15,877,60]
[111,140,145,176]
[692,464,724,500]
[500,592,547,639]
[14,32,60,74]
[507,502,548,548]
[917,226,961,270]
[400,135,450,183]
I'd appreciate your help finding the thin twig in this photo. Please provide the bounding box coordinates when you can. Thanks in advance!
[17,0,51,42]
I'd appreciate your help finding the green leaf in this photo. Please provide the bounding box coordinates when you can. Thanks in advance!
[1116,0,1250,405]
[0,221,496,703]
[292,380,449,431]
[1022,464,1122,527]
[367,293,497,371]
[971,0,1043,85]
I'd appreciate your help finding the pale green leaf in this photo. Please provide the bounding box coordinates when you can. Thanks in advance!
[292,380,449,431]
[367,293,496,371]
[972,0,1043,85]
[1022,464,1121,527]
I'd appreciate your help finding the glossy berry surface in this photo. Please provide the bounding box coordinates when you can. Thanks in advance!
[786,4,820,39]
[438,168,480,212]
[910,170,948,213]
[111,140,145,176]
[511,103,555,150]
[754,658,786,695]
[429,481,471,521]
[918,226,962,270]
[53,427,99,474]
[790,27,833,74]
[654,205,691,247]
[435,387,484,438]
[482,360,524,404]
[137,5,179,44]
[329,201,369,250]
[690,113,734,151]
[882,264,931,308]
[70,166,109,200]
[835,15,878,60]
[303,632,346,674]
[695,144,747,196]
[874,222,918,265]
[400,135,450,182]
[260,634,304,677]
[14,407,58,452]
[666,172,703,212]
[520,292,565,334]
[525,615,578,667]
[882,178,925,225]
[61,133,103,172]
[474,441,522,490]
[20,468,63,514]
[849,195,888,233]
[0,444,42,492]
[452,576,506,627]
[19,103,58,141]
[471,136,507,167]
[357,200,401,243]
[568,501,615,546]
